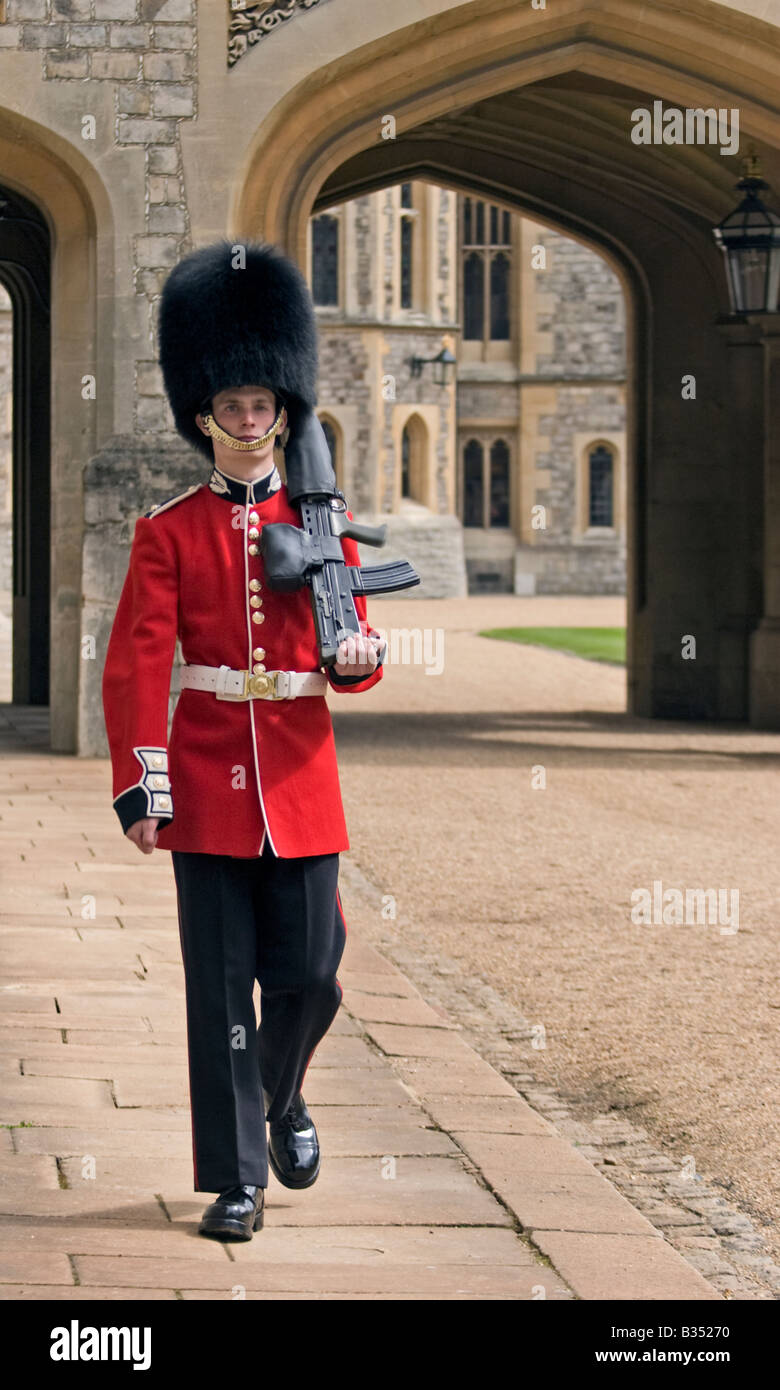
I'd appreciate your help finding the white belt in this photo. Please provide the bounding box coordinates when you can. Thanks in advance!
[179,664,328,701]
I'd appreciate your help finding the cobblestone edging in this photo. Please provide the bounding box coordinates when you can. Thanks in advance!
[340,854,780,1302]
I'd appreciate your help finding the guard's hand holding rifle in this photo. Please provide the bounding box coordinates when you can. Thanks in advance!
[333,624,384,677]
[259,409,420,663]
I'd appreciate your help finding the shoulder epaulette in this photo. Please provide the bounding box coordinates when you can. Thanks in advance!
[143,484,201,519]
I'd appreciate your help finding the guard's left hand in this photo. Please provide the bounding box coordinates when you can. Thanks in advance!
[333,628,385,678]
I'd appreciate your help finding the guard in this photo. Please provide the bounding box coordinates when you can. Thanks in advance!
[101,239,387,1240]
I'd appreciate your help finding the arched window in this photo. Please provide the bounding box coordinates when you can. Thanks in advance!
[464,197,473,243]
[312,214,339,305]
[588,444,614,526]
[464,252,484,340]
[489,253,510,340]
[317,416,343,491]
[489,440,510,526]
[400,415,428,504]
[490,205,511,244]
[461,198,512,348]
[399,182,416,310]
[321,419,337,469]
[463,440,484,527]
[400,220,413,308]
[401,426,411,498]
[461,437,512,527]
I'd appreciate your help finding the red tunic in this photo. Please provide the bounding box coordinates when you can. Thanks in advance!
[101,461,384,858]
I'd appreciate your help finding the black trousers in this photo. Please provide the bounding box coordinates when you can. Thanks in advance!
[171,839,347,1193]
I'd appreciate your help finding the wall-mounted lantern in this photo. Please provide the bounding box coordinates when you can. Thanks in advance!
[713,153,780,315]
[408,346,456,385]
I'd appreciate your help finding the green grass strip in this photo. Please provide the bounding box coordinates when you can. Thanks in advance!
[478,626,626,665]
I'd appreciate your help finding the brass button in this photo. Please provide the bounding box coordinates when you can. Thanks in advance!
[248,544,259,556]
[249,579,262,592]
[253,663,266,674]
[158,796,170,809]
[252,612,265,625]
[252,647,265,660]
[152,755,164,767]
[250,596,263,609]
[153,776,165,788]
[248,511,259,524]
[248,527,259,540]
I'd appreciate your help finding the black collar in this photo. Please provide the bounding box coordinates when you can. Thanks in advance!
[207,461,283,506]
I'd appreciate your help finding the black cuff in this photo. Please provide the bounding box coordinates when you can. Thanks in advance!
[113,786,175,835]
[327,650,385,686]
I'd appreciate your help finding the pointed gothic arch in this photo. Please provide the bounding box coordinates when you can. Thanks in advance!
[230,0,780,721]
[0,107,113,750]
[317,411,344,491]
[398,412,429,508]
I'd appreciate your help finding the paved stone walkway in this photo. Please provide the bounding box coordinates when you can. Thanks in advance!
[0,696,724,1301]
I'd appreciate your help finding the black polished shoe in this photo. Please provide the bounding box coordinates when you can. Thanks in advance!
[268,1093,320,1189]
[198,1184,265,1240]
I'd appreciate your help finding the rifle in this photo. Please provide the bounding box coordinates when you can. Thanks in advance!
[259,410,420,665]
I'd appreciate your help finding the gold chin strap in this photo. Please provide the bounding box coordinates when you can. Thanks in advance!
[201,405,286,452]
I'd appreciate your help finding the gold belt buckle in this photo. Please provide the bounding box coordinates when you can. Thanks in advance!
[248,670,281,699]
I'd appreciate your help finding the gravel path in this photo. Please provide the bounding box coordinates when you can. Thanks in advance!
[331,595,780,1277]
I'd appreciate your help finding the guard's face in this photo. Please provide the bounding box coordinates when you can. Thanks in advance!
[200,385,285,442]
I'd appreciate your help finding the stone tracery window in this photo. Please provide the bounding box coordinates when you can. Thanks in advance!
[462,198,512,344]
[401,415,428,504]
[400,182,417,310]
[588,442,614,526]
[463,440,484,526]
[490,439,510,525]
[464,253,484,340]
[490,253,510,340]
[401,424,411,498]
[312,213,339,306]
[462,437,511,527]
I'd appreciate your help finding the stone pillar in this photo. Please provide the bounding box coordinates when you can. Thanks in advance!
[748,318,780,727]
[713,318,766,721]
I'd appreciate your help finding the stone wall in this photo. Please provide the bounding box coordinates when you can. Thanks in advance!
[517,539,626,595]
[380,329,451,515]
[317,325,374,513]
[533,226,625,377]
[316,185,464,588]
[457,219,626,593]
[79,433,209,758]
[535,382,625,580]
[364,506,467,600]
[4,0,196,443]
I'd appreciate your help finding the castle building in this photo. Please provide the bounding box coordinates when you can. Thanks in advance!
[308,186,626,597]
[0,1,778,743]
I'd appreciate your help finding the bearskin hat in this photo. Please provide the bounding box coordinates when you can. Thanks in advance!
[158,238,319,460]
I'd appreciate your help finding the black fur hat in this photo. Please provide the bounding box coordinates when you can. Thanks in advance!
[158,238,318,460]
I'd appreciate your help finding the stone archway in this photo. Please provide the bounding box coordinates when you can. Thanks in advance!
[0,185,51,708]
[0,110,112,751]
[232,0,780,722]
